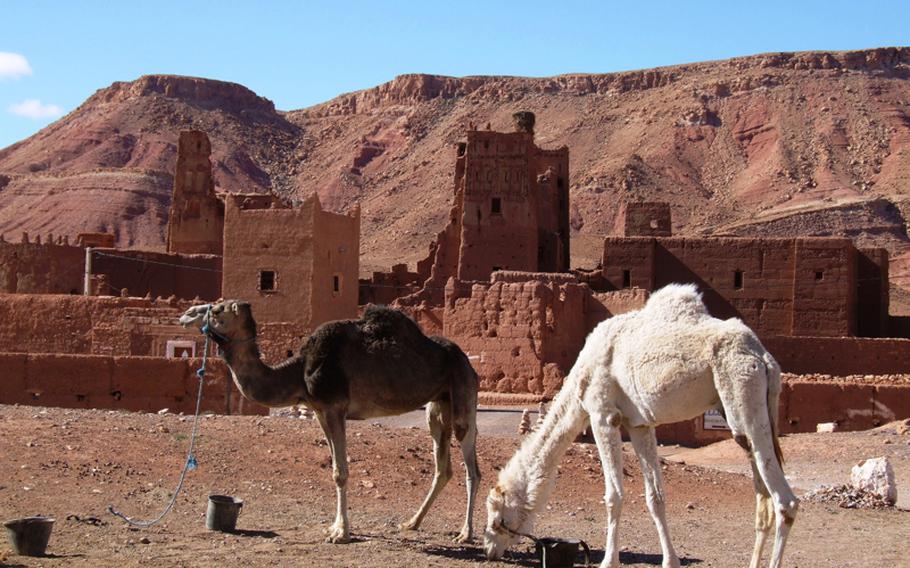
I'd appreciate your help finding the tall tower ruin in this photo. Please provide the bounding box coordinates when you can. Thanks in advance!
[166,131,224,255]
[454,111,570,280]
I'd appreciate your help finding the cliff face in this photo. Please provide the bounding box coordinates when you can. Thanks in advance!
[3,48,910,296]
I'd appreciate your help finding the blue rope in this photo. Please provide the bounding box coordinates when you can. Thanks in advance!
[108,309,213,527]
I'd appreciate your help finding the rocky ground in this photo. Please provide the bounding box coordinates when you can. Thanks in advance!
[0,405,907,567]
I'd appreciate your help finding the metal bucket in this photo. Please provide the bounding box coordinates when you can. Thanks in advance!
[535,537,591,568]
[205,495,243,532]
[4,516,55,556]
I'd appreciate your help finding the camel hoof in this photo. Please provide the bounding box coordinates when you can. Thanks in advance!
[453,531,473,544]
[662,559,681,568]
[398,520,419,532]
[325,526,351,544]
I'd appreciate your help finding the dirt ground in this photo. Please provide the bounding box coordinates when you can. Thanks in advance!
[1,405,908,568]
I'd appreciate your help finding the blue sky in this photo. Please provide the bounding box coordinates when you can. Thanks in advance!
[1,0,908,149]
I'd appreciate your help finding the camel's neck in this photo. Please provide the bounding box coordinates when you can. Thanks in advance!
[220,340,306,408]
[502,367,590,521]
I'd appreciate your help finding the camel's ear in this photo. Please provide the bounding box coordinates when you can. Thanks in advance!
[494,484,503,495]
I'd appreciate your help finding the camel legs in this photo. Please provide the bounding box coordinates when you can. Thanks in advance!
[628,426,680,568]
[453,405,480,543]
[715,367,798,568]
[589,410,624,568]
[400,401,453,533]
[316,409,351,544]
[748,460,775,568]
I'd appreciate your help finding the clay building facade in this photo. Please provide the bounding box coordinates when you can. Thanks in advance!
[598,235,889,339]
[222,193,359,332]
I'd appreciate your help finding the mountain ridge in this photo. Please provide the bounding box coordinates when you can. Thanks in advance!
[3,47,910,299]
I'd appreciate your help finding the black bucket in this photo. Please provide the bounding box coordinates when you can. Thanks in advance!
[535,537,590,568]
[206,495,243,532]
[4,516,55,556]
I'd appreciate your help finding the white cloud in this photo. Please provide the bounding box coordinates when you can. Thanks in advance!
[0,52,33,80]
[8,99,63,119]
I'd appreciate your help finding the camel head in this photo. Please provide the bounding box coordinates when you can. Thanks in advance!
[179,300,256,345]
[483,481,528,560]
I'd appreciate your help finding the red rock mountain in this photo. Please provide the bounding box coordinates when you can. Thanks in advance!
[3,48,910,300]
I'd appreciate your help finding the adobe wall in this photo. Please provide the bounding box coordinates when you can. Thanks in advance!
[222,195,316,327]
[89,248,221,300]
[222,194,359,330]
[311,201,360,325]
[656,375,910,446]
[764,335,910,375]
[0,294,208,358]
[166,131,224,255]
[0,235,84,294]
[856,248,889,337]
[601,236,886,338]
[441,272,633,397]
[0,352,267,415]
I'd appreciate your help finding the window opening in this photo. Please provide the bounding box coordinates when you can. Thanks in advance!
[259,270,276,291]
[622,269,631,288]
[734,270,744,290]
[491,197,502,214]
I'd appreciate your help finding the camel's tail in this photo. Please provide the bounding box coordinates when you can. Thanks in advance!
[764,352,785,467]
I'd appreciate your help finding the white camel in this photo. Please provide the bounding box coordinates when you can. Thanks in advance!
[484,284,798,568]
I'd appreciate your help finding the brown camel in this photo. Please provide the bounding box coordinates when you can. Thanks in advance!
[179,300,481,543]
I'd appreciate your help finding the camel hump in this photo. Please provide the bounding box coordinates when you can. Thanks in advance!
[360,305,426,343]
[642,283,710,323]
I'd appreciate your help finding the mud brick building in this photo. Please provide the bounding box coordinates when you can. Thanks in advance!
[597,205,890,338]
[222,192,360,338]
[366,112,570,306]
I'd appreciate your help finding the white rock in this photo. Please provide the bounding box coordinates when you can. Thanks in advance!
[816,422,838,433]
[850,457,897,504]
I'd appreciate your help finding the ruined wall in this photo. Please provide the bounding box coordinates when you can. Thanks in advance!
[601,236,883,338]
[0,353,267,415]
[359,264,422,306]
[764,335,910,375]
[90,248,221,300]
[620,202,672,237]
[0,235,84,294]
[166,131,224,255]
[443,272,592,396]
[533,148,570,273]
[396,115,569,307]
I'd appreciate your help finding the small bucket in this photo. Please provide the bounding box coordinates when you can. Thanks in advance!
[535,537,591,568]
[4,516,55,557]
[206,495,243,532]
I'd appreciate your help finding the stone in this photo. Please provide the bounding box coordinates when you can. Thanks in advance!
[850,457,897,505]
[816,422,838,433]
